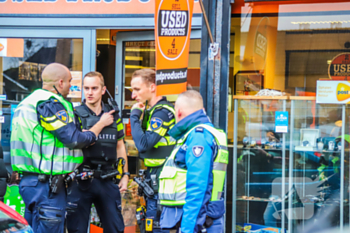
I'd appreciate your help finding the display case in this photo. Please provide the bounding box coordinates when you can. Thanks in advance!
[232,96,350,233]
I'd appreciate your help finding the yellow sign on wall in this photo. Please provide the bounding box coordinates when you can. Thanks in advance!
[316,80,350,104]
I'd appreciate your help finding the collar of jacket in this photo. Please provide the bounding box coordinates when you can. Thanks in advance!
[169,109,211,140]
[149,96,167,110]
[82,100,108,116]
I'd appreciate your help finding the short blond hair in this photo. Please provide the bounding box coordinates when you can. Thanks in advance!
[131,69,155,85]
[176,90,204,111]
[84,71,105,87]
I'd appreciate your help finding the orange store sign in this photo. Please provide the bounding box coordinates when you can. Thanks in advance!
[0,0,201,15]
[155,0,194,96]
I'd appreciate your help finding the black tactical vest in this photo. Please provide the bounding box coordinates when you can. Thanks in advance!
[75,103,119,165]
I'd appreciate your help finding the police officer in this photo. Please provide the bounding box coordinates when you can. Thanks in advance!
[10,63,114,233]
[130,69,175,232]
[67,71,129,233]
[158,90,228,233]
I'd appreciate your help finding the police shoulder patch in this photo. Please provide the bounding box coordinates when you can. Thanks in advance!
[192,146,204,157]
[55,110,69,124]
[150,117,163,130]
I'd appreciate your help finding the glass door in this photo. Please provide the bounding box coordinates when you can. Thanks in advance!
[0,28,94,171]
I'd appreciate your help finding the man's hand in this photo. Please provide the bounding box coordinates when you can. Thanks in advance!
[118,175,129,192]
[99,110,115,127]
[132,102,145,111]
[87,110,115,137]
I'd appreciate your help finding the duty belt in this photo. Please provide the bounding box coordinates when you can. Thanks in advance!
[20,172,59,182]
[65,167,120,186]
[65,158,126,186]
[77,168,120,180]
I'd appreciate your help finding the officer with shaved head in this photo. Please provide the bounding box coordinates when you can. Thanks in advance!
[159,90,228,233]
[10,63,114,232]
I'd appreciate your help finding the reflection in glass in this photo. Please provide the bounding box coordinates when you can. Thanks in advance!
[0,38,83,171]
[235,99,287,230]
[233,99,349,232]
[291,102,343,232]
[230,1,350,232]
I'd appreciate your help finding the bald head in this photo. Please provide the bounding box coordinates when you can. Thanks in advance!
[42,63,72,98]
[42,63,70,84]
[175,90,204,123]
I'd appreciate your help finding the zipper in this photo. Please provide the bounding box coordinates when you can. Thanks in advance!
[50,136,56,179]
[30,124,39,156]
[38,128,44,174]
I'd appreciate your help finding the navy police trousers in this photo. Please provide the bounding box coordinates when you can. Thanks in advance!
[146,195,169,233]
[66,178,124,233]
[19,175,66,233]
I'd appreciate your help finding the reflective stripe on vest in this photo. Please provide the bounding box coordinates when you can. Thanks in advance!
[10,89,83,175]
[158,124,229,206]
[143,103,176,168]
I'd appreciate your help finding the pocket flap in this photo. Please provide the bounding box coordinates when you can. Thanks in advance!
[159,168,177,179]
[20,178,38,187]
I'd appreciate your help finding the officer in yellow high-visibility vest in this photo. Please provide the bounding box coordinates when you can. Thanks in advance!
[159,90,228,233]
[10,63,114,233]
[130,69,175,233]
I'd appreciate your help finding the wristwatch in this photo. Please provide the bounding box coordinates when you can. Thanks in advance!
[122,172,131,178]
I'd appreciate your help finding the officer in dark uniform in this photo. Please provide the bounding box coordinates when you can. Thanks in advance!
[130,69,175,233]
[67,72,129,233]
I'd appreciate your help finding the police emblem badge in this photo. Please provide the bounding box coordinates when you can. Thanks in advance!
[192,146,204,157]
[55,110,69,123]
[150,117,163,130]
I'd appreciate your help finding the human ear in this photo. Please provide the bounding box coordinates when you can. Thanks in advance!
[150,83,156,93]
[177,108,182,120]
[58,79,64,88]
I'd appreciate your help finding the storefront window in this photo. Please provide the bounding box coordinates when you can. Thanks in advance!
[0,38,83,169]
[229,1,350,232]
